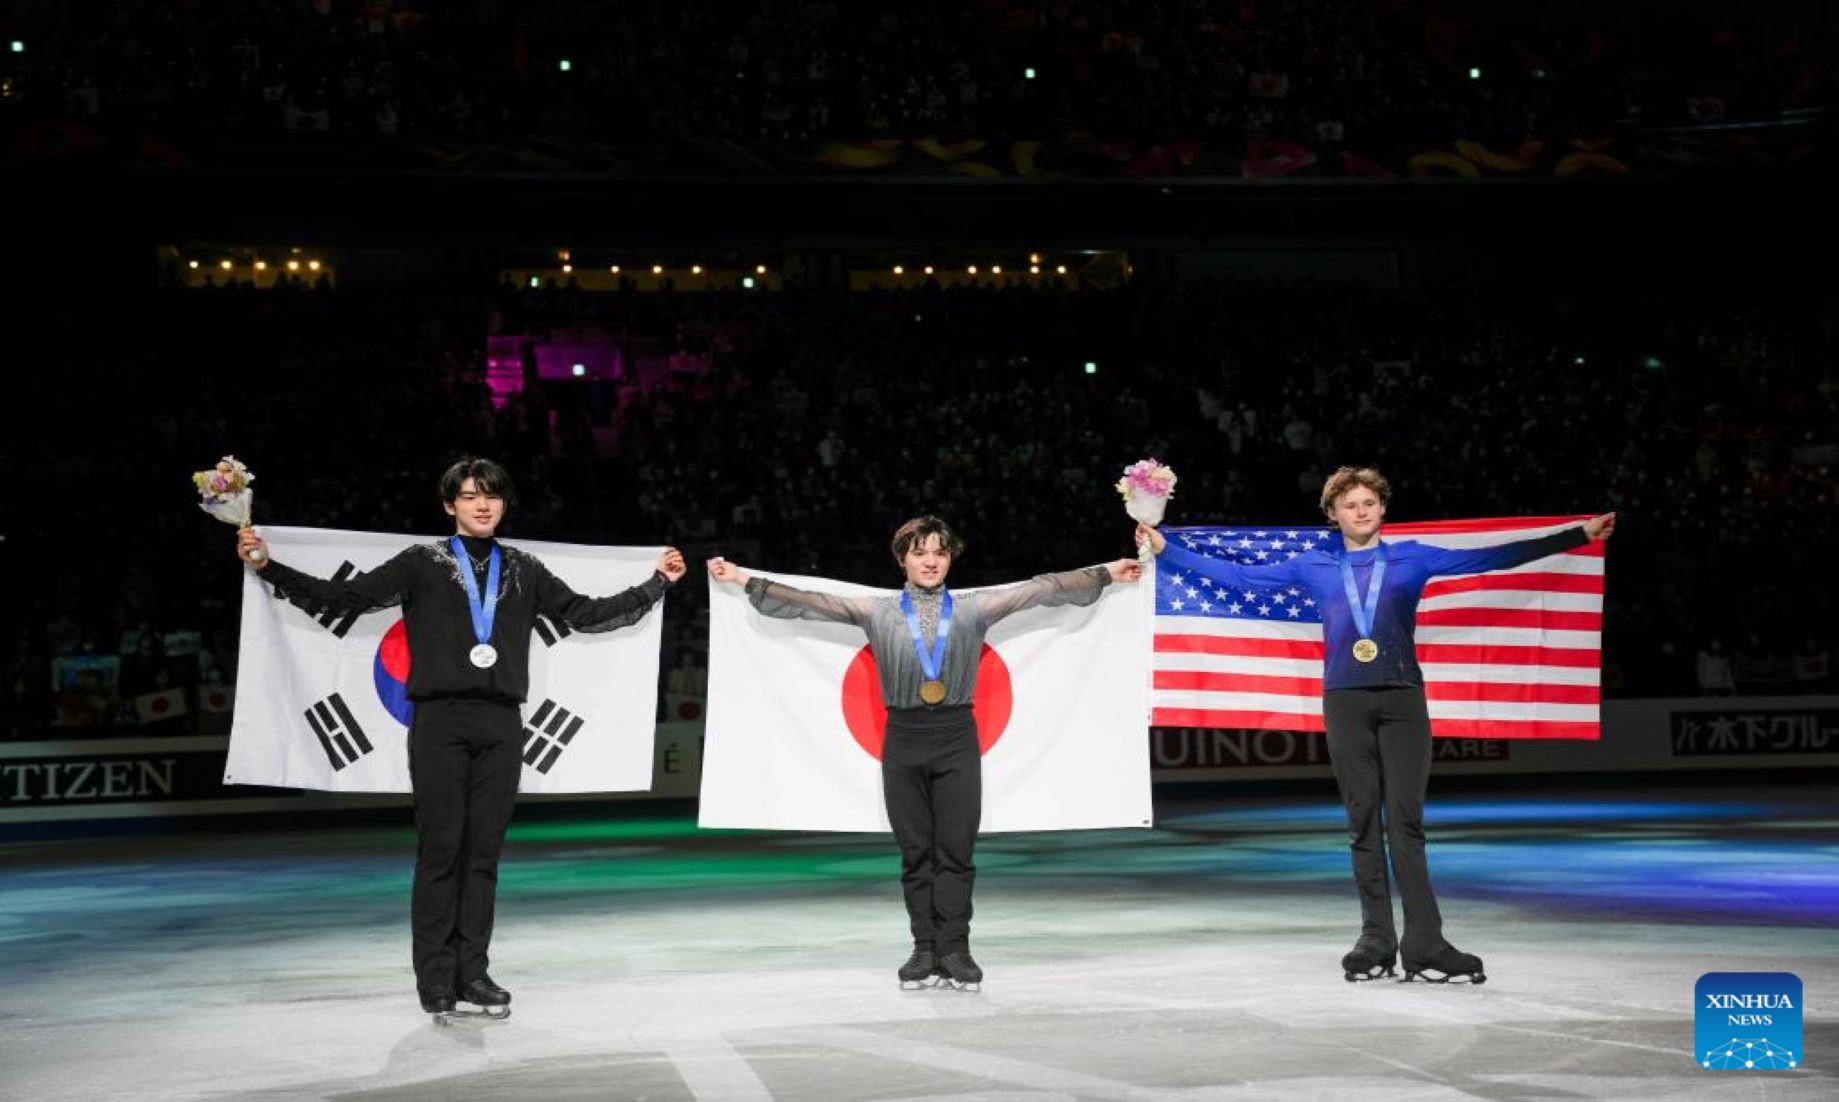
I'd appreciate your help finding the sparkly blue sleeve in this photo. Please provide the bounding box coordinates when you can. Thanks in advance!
[1157,535,1301,590]
[1418,526,1590,577]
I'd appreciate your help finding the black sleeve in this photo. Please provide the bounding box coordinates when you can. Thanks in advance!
[531,556,669,633]
[262,549,418,614]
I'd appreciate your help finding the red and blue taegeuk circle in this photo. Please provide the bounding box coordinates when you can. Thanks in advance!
[372,619,416,726]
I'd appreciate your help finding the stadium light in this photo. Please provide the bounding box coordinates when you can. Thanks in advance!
[755,264,768,274]
[1024,67,1036,80]
[924,265,935,275]
[308,260,322,271]
[967,265,979,275]
[187,260,199,270]
[743,276,756,289]
[1084,362,1098,375]
[528,276,539,288]
[692,264,703,275]
[9,41,22,54]
[610,265,621,274]
[559,59,573,72]
[254,261,268,271]
[1030,265,1040,275]
[652,264,664,274]
[991,265,1003,274]
[893,265,905,275]
[219,260,233,270]
[561,263,573,273]
[1468,67,1481,80]
[1056,265,1068,274]
[287,260,301,271]
[571,364,586,377]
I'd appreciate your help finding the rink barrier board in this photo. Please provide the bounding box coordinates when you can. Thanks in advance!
[1,698,1832,823]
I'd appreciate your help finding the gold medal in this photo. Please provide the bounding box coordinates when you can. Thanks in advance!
[919,680,947,706]
[1352,638,1379,663]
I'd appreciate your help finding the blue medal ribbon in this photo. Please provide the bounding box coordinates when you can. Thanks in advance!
[899,589,954,685]
[450,536,502,649]
[1338,541,1387,648]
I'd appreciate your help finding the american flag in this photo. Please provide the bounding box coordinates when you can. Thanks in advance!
[1152,516,1603,740]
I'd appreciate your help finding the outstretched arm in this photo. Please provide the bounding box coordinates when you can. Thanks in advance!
[1419,514,1611,577]
[531,548,682,633]
[708,557,875,627]
[1140,524,1303,591]
[239,530,414,614]
[978,561,1139,625]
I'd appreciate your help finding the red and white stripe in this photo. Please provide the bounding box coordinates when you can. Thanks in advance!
[1151,516,1603,740]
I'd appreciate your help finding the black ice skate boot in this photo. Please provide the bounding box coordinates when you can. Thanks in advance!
[935,951,983,992]
[419,987,457,1019]
[899,945,940,990]
[1342,935,1398,982]
[456,975,513,1019]
[1401,941,1486,985]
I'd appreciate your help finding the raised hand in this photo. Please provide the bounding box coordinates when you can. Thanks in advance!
[1107,558,1145,584]
[237,527,270,569]
[1583,512,1617,541]
[707,556,749,586]
[657,547,688,583]
[1134,523,1167,555]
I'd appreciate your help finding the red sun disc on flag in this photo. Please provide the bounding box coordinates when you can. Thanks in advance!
[840,644,1013,761]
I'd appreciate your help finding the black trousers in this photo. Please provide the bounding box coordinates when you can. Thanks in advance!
[1322,686,1444,954]
[407,698,523,992]
[881,705,982,956]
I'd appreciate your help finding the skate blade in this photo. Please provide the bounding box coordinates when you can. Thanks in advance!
[1344,966,1398,982]
[899,976,942,991]
[936,978,982,992]
[439,1004,513,1022]
[1401,969,1486,985]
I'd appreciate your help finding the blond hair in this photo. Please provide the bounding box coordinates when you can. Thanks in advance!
[1320,466,1391,518]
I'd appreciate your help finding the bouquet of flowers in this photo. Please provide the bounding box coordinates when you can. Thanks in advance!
[1116,458,1177,559]
[192,455,263,562]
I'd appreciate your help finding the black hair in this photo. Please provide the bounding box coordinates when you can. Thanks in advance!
[439,458,514,503]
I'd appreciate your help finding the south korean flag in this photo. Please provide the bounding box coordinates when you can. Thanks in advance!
[225,526,665,794]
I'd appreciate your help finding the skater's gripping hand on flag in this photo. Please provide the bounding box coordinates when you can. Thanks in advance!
[707,557,749,586]
[656,547,688,584]
[1134,523,1167,556]
[1106,558,1145,584]
[1583,512,1617,541]
[237,527,270,570]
